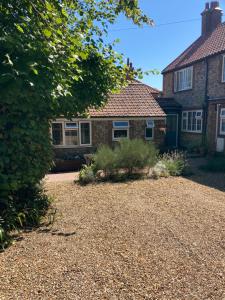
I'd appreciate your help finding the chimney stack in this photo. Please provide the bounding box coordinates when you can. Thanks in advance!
[201,1,223,36]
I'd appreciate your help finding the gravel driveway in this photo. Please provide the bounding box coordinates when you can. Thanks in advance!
[1,172,225,299]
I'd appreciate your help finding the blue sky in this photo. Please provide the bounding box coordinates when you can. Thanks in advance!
[107,0,225,90]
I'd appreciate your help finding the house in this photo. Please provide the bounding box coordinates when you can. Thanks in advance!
[51,80,166,160]
[161,1,225,153]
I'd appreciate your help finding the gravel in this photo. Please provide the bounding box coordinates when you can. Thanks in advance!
[0,171,225,299]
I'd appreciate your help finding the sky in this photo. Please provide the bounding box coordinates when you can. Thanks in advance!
[106,0,225,90]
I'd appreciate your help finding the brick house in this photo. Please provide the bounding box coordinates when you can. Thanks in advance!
[51,80,166,159]
[161,1,225,153]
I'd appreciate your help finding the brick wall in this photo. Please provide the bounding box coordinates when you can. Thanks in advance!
[163,53,225,150]
[163,60,206,108]
[207,54,225,100]
[54,118,166,158]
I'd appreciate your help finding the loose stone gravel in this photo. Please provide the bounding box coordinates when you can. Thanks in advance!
[0,172,225,300]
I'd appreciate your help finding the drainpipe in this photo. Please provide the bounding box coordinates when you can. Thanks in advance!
[203,58,209,147]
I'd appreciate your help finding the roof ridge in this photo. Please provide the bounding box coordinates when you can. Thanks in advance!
[162,22,225,73]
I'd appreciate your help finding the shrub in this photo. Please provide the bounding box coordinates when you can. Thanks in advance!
[0,184,52,250]
[79,165,95,185]
[152,161,170,179]
[200,156,225,173]
[152,151,188,178]
[115,139,158,175]
[93,145,117,177]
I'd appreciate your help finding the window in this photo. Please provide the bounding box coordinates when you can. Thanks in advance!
[174,66,193,92]
[52,123,63,145]
[51,120,92,147]
[220,108,225,135]
[64,122,79,145]
[222,55,225,83]
[145,119,154,140]
[182,110,203,133]
[80,122,91,145]
[112,121,129,140]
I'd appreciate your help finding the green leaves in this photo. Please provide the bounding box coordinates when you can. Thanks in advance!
[43,29,52,38]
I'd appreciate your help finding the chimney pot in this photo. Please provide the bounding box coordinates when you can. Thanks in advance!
[201,1,223,36]
[210,1,219,9]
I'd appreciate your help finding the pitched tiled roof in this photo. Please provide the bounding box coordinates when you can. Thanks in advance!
[162,22,225,73]
[88,81,165,118]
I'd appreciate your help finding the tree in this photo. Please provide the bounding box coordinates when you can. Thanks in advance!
[0,0,152,197]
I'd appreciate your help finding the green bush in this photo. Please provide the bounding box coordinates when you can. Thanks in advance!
[115,139,158,175]
[200,156,225,172]
[153,151,188,178]
[79,165,96,185]
[93,145,117,177]
[0,184,51,250]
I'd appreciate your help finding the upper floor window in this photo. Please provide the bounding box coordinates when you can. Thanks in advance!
[220,108,225,135]
[174,66,193,92]
[182,110,203,133]
[222,55,225,83]
[112,121,129,140]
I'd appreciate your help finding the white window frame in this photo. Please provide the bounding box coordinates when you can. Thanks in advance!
[145,119,154,140]
[174,66,193,92]
[182,110,203,133]
[51,120,92,147]
[112,120,129,141]
[220,108,225,135]
[79,121,92,146]
[222,55,225,83]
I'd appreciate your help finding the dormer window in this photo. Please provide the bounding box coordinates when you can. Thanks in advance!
[222,55,225,83]
[174,66,193,92]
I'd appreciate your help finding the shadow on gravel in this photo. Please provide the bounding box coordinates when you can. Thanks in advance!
[37,228,77,237]
[185,158,225,193]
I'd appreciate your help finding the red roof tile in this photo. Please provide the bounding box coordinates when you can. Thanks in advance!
[88,81,165,118]
[162,22,225,73]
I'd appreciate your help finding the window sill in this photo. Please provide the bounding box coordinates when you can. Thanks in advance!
[53,145,93,148]
[181,130,202,134]
[174,88,193,93]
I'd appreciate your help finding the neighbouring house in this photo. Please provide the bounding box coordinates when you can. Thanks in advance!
[161,1,225,153]
[51,80,166,164]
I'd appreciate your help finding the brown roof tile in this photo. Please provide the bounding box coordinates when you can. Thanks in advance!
[88,81,165,118]
[163,22,225,73]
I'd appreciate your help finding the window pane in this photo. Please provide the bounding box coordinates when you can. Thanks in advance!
[192,112,197,131]
[113,129,128,139]
[145,128,153,139]
[80,122,91,145]
[188,112,192,131]
[52,123,63,145]
[221,119,225,133]
[221,109,225,116]
[113,121,129,127]
[197,119,202,131]
[65,130,78,145]
[65,122,78,129]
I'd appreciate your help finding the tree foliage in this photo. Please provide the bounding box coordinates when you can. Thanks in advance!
[0,0,152,195]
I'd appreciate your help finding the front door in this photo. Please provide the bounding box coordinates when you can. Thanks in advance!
[165,114,178,148]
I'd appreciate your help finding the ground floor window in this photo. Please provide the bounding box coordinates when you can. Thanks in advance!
[112,121,129,140]
[145,119,154,140]
[51,121,91,147]
[220,108,225,135]
[182,110,203,133]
